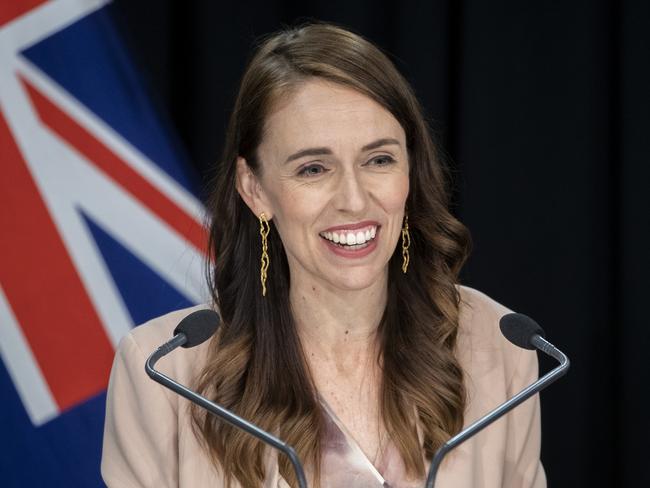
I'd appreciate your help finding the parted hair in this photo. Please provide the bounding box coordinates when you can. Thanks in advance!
[192,22,471,487]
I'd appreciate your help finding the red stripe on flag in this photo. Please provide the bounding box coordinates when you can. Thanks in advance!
[0,110,115,411]
[0,0,48,28]
[21,78,208,256]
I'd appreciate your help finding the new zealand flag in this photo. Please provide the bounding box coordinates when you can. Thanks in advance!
[0,1,208,486]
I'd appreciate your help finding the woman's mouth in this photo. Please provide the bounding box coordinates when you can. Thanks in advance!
[319,225,376,245]
[318,225,379,256]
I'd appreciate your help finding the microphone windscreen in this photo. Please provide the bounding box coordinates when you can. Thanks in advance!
[174,309,220,348]
[499,313,546,350]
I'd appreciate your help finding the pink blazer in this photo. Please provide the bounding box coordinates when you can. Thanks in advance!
[101,286,546,487]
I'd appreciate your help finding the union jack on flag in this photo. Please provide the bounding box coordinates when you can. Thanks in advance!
[0,1,208,485]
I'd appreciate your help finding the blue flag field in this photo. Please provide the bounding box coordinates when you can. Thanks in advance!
[0,1,207,485]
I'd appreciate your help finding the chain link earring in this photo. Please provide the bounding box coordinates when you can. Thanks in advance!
[259,212,270,296]
[401,214,410,273]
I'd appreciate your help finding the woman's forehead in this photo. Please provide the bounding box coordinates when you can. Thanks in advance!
[261,80,406,157]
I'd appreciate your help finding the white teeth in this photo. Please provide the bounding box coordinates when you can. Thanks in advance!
[320,225,378,246]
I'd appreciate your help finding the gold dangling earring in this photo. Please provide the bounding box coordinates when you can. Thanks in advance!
[259,212,270,296]
[401,214,410,273]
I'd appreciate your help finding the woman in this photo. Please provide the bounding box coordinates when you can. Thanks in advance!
[102,23,545,487]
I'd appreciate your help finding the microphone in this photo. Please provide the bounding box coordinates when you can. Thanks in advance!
[145,309,308,488]
[425,312,569,488]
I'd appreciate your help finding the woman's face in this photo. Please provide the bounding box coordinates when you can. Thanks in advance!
[239,79,409,292]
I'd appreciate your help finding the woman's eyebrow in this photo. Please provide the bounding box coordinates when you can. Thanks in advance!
[361,137,400,152]
[284,137,401,164]
[284,147,332,164]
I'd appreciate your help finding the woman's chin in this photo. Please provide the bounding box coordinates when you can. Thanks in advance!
[320,268,387,293]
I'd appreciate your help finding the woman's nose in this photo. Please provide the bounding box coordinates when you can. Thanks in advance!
[332,169,369,214]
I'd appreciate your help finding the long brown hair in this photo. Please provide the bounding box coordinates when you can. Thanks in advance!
[193,22,471,487]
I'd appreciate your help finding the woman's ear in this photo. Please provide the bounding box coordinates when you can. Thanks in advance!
[235,157,273,219]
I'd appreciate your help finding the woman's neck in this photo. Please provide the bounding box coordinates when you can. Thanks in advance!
[289,270,388,451]
[289,271,387,370]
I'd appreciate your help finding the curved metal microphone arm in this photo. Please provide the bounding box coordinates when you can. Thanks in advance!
[145,335,308,488]
[425,334,570,488]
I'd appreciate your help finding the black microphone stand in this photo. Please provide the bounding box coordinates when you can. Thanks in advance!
[145,334,308,488]
[424,335,569,488]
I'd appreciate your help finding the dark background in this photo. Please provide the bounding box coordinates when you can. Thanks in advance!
[109,1,649,486]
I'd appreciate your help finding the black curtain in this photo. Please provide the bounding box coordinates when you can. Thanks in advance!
[109,1,649,486]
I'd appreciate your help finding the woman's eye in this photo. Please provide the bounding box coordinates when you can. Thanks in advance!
[367,155,396,166]
[297,164,326,177]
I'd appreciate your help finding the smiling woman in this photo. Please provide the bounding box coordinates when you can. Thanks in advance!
[101,22,546,488]
[237,79,410,292]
